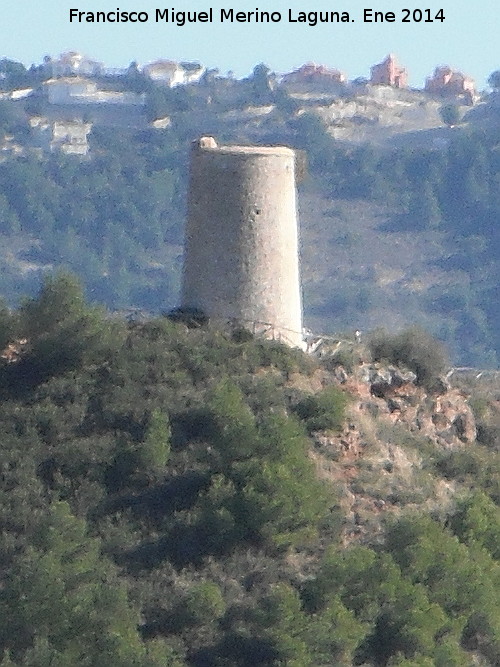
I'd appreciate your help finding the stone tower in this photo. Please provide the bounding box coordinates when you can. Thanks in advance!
[181,137,303,347]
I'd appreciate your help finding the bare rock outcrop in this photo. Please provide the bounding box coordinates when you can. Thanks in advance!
[306,361,477,546]
[326,362,476,448]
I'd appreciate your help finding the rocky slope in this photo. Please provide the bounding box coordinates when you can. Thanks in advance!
[290,357,479,545]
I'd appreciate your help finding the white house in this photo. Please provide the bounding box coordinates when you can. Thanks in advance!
[30,116,92,156]
[48,52,104,78]
[44,77,97,104]
[142,60,185,86]
[51,120,92,155]
[44,77,145,106]
[142,60,205,87]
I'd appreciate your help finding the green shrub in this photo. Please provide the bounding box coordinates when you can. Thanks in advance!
[434,449,486,481]
[369,328,448,392]
[450,492,500,559]
[323,345,360,373]
[139,410,171,472]
[184,582,226,625]
[293,386,349,432]
[439,103,461,127]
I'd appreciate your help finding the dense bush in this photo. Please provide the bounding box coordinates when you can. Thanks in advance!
[293,386,349,432]
[369,328,448,392]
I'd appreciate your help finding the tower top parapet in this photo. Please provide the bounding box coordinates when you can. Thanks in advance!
[193,136,295,157]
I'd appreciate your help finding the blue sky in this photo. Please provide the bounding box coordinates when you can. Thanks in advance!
[2,1,498,87]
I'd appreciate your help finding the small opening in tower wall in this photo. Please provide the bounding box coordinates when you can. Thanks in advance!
[254,208,261,215]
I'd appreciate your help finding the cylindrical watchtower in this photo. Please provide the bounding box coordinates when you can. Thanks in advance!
[181,137,303,347]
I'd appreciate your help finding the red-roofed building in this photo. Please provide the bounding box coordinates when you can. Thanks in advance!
[370,54,408,88]
[425,66,475,96]
[281,63,346,86]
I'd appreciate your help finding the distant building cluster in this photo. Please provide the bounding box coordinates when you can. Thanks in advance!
[16,50,478,109]
[0,50,481,158]
[44,51,206,88]
[40,50,476,97]
[283,53,476,99]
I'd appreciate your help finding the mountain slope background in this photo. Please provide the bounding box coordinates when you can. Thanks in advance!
[0,64,499,366]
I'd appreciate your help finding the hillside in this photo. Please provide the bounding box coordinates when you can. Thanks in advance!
[0,276,499,665]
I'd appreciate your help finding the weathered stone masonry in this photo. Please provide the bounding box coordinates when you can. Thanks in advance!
[182,137,303,347]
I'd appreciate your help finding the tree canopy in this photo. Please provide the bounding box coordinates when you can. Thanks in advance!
[0,277,497,665]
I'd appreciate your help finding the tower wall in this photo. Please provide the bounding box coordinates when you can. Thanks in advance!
[182,138,303,347]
